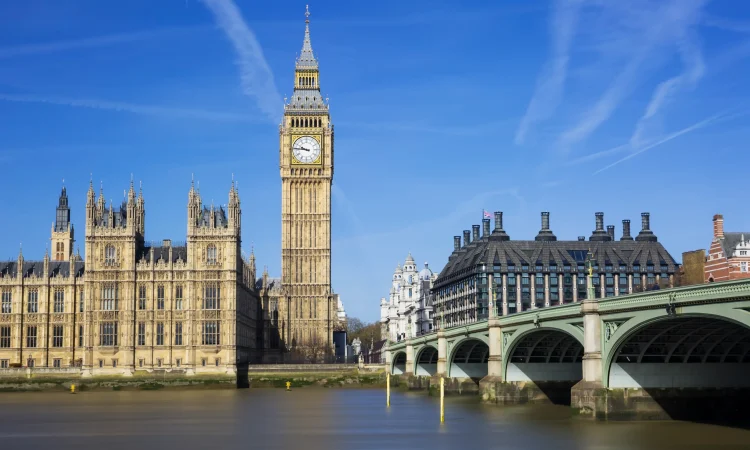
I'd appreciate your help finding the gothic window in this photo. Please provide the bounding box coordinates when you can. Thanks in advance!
[207,245,217,265]
[1,290,11,314]
[203,283,219,309]
[78,325,84,347]
[202,321,220,345]
[99,322,117,346]
[138,285,147,310]
[26,326,38,348]
[137,322,145,346]
[175,322,183,345]
[27,290,38,313]
[79,290,84,312]
[105,245,116,265]
[56,242,64,260]
[157,285,165,310]
[156,322,164,346]
[0,326,10,348]
[54,289,64,313]
[101,284,117,311]
[175,285,183,310]
[52,325,63,348]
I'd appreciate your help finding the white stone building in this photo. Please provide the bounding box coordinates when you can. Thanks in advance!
[380,254,436,342]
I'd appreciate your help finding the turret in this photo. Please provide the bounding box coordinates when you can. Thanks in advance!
[228,176,241,233]
[52,183,75,261]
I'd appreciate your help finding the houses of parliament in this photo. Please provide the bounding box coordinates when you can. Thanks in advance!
[0,10,342,374]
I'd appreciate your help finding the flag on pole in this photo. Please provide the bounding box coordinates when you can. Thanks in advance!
[483,210,492,219]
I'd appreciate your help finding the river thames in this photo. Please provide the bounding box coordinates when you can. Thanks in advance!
[0,389,748,449]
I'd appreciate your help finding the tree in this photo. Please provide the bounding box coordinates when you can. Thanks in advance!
[346,317,381,348]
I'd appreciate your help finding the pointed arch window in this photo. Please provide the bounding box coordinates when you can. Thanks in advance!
[105,245,116,266]
[207,245,217,265]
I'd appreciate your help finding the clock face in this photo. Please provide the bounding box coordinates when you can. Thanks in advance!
[292,136,321,164]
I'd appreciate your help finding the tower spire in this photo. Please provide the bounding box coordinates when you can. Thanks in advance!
[296,5,318,69]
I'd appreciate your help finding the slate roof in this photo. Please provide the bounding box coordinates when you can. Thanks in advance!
[199,206,227,228]
[0,260,85,278]
[140,246,188,263]
[436,229,678,288]
[720,232,750,258]
[287,89,327,111]
[96,200,129,228]
[296,18,318,69]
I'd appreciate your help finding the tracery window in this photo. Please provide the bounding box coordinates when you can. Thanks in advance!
[54,289,64,313]
[203,284,219,310]
[202,321,220,345]
[101,284,117,311]
[100,322,117,346]
[105,245,116,265]
[207,245,217,265]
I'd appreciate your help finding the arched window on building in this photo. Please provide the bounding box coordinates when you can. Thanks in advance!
[105,245,116,265]
[207,244,217,265]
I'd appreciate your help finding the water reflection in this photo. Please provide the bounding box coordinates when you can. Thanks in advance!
[0,389,747,450]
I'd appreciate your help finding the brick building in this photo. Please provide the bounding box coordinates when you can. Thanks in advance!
[705,214,750,282]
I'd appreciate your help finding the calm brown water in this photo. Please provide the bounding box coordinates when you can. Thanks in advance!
[0,389,748,450]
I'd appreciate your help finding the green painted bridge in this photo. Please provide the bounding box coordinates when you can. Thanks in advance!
[385,279,750,420]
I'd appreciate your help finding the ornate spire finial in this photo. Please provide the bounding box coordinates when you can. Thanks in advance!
[305,4,310,23]
[62,177,65,186]
[139,180,143,196]
[191,173,195,189]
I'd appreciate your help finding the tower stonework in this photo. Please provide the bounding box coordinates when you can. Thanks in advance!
[51,186,74,261]
[278,8,335,358]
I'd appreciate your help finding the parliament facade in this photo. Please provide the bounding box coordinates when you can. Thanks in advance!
[0,182,261,374]
[0,10,342,372]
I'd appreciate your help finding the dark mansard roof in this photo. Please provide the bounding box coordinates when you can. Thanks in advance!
[0,260,85,278]
[200,206,228,228]
[436,229,678,288]
[140,245,188,263]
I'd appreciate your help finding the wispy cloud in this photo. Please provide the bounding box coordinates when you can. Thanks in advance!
[566,144,628,166]
[339,118,515,137]
[559,1,708,151]
[703,16,750,34]
[200,0,282,122]
[515,0,583,145]
[593,111,728,175]
[0,93,261,122]
[0,26,208,59]
[630,29,705,148]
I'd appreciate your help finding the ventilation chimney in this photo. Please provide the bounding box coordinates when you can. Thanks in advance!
[535,212,557,241]
[621,220,633,241]
[590,212,609,241]
[453,236,461,252]
[463,230,471,247]
[491,211,510,241]
[635,212,657,242]
[472,225,480,242]
[482,219,490,238]
[578,236,586,241]
[713,214,724,239]
[607,225,615,240]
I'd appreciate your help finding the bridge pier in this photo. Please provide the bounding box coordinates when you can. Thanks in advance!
[436,331,447,376]
[571,297,606,417]
[479,319,504,400]
[405,341,415,375]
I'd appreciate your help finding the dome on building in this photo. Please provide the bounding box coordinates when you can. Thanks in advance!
[392,263,403,281]
[405,252,415,266]
[419,262,433,281]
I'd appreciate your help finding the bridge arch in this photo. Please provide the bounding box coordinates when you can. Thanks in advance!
[415,345,438,376]
[391,351,407,375]
[605,312,750,389]
[448,338,489,379]
[502,324,584,383]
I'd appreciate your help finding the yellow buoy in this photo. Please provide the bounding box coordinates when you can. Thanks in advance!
[286,381,291,391]
[440,377,445,423]
[70,384,76,394]
[386,372,391,407]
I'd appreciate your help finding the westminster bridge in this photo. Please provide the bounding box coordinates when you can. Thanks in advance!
[384,279,750,421]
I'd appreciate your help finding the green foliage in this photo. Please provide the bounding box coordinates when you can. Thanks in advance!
[346,317,381,347]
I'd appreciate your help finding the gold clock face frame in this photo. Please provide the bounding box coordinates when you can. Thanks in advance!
[292,135,322,164]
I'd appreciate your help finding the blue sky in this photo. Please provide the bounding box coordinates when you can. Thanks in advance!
[1,0,749,322]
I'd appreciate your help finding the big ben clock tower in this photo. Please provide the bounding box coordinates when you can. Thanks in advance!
[279,6,334,358]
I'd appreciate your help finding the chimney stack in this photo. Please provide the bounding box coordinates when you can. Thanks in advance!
[590,212,609,241]
[494,211,503,231]
[472,225,480,242]
[621,220,633,241]
[463,230,471,247]
[713,214,724,239]
[535,211,557,241]
[635,212,657,242]
[482,219,490,238]
[607,225,615,240]
[641,212,651,231]
[454,236,461,252]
